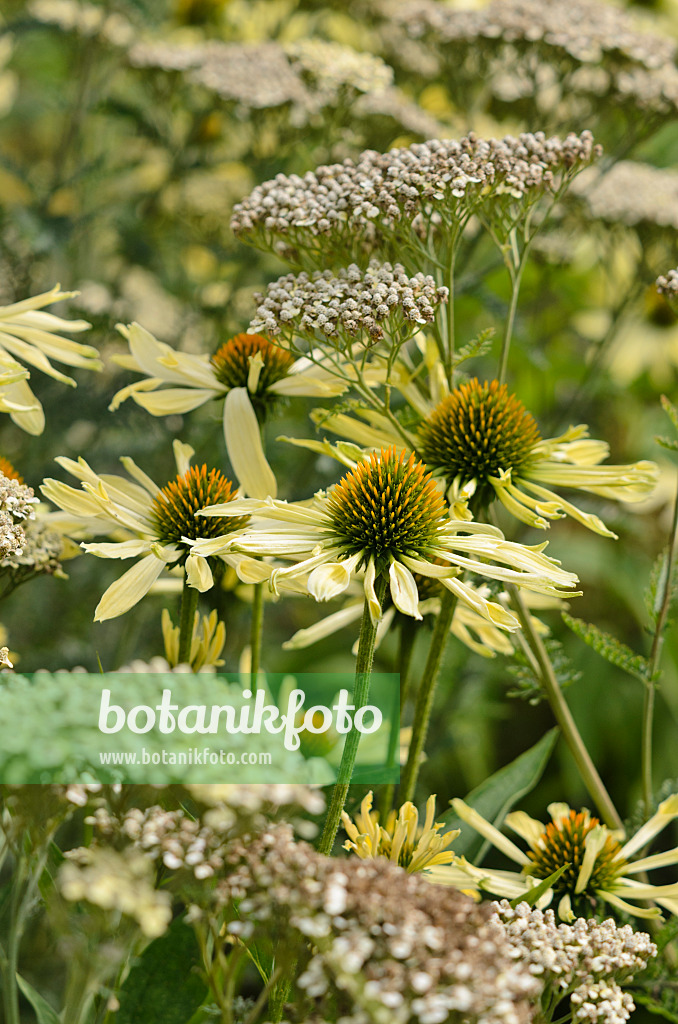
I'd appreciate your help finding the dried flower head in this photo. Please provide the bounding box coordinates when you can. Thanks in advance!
[232,131,600,268]
[573,161,678,232]
[249,260,448,351]
[218,822,541,1023]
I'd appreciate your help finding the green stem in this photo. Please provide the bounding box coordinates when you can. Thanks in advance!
[178,576,199,667]
[400,588,458,803]
[497,239,529,387]
[318,575,388,855]
[509,586,622,829]
[642,476,678,814]
[379,617,419,819]
[250,581,265,690]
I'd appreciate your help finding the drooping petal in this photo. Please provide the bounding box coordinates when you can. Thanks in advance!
[389,560,422,619]
[364,558,384,625]
[450,799,530,865]
[223,388,277,499]
[308,555,358,602]
[183,554,212,592]
[93,552,167,621]
[620,794,678,859]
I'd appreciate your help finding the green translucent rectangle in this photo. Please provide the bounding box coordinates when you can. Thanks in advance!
[0,671,400,784]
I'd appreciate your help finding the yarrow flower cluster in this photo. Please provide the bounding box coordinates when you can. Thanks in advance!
[249,261,448,348]
[218,823,541,1024]
[386,0,678,116]
[0,464,38,559]
[573,162,678,232]
[492,900,656,1024]
[232,131,600,266]
[657,269,678,298]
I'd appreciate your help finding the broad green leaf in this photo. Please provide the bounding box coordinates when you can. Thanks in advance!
[116,917,208,1024]
[16,974,60,1024]
[508,864,569,909]
[440,728,559,862]
[562,612,650,682]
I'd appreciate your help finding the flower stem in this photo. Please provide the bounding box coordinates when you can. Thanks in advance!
[400,588,458,803]
[497,238,529,387]
[509,585,622,829]
[642,476,678,814]
[178,576,199,666]
[380,617,419,819]
[250,581,265,690]
[318,575,387,855]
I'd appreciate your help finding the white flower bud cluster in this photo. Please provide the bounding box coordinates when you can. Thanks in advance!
[657,269,678,297]
[0,472,38,559]
[231,131,599,261]
[493,901,657,1024]
[60,846,172,938]
[0,519,64,573]
[27,0,134,46]
[286,39,394,100]
[573,161,678,231]
[387,0,678,114]
[249,260,447,346]
[219,824,541,1024]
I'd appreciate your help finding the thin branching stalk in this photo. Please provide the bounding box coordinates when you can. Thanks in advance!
[642,476,678,813]
[400,589,458,802]
[498,231,531,387]
[318,575,388,855]
[178,575,200,666]
[508,585,622,830]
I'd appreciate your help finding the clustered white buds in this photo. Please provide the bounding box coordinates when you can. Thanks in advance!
[493,901,657,1024]
[657,268,678,297]
[250,260,448,346]
[232,130,600,257]
[574,161,678,231]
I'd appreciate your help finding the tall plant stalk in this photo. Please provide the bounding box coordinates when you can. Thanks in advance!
[400,590,458,803]
[318,575,388,855]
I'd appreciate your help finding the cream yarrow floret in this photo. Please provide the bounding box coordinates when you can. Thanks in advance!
[430,796,678,922]
[41,440,249,621]
[192,446,580,630]
[110,323,348,499]
[0,285,99,434]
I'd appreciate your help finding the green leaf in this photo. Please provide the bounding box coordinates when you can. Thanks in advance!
[453,328,495,367]
[507,638,580,705]
[15,974,61,1024]
[562,612,650,683]
[508,864,570,909]
[661,394,678,434]
[634,993,678,1024]
[655,436,678,453]
[116,916,208,1024]
[440,728,559,862]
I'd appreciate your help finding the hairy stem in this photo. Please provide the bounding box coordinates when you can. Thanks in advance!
[318,575,388,855]
[509,586,622,829]
[178,576,199,667]
[400,588,458,803]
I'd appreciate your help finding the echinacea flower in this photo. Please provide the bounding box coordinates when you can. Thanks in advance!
[419,379,658,537]
[110,323,347,498]
[41,441,249,620]
[0,285,98,434]
[430,796,678,921]
[342,791,459,873]
[192,446,579,630]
